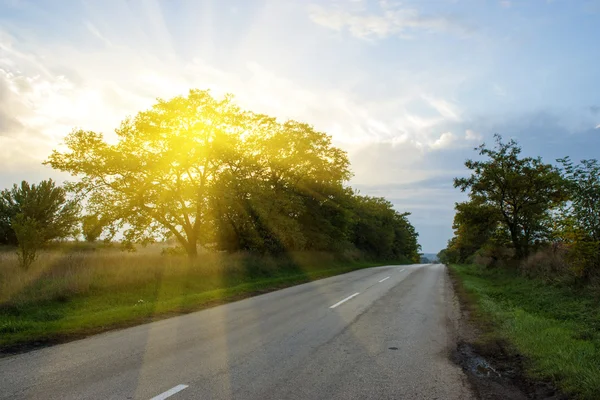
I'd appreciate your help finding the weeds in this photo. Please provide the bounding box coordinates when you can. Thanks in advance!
[0,245,403,351]
[450,264,600,399]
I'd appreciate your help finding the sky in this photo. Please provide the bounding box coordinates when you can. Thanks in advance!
[1,0,599,253]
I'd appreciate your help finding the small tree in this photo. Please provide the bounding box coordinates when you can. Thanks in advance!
[0,179,80,267]
[81,214,105,242]
[12,214,43,269]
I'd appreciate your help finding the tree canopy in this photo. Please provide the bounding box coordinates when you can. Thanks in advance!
[0,179,79,246]
[0,179,80,267]
[45,89,420,262]
[441,135,600,284]
[454,134,565,259]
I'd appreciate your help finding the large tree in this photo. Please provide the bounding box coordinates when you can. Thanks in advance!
[46,90,351,259]
[454,135,565,259]
[209,115,351,254]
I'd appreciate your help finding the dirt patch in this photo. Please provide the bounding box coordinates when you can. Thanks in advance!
[446,266,568,400]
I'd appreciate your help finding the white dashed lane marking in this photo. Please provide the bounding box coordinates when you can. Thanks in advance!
[149,384,189,400]
[329,293,360,309]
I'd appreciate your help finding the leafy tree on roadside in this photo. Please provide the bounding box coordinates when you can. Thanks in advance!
[449,200,501,262]
[47,91,246,258]
[391,211,421,263]
[557,158,600,241]
[349,195,420,261]
[0,179,80,267]
[454,135,566,259]
[437,247,454,264]
[556,157,600,277]
[46,90,352,259]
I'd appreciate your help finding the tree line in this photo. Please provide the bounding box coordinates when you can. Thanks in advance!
[438,134,600,283]
[1,89,421,267]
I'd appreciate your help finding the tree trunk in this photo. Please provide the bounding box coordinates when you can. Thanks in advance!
[186,241,198,261]
[508,224,523,259]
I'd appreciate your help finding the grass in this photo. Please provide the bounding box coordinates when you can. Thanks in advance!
[0,244,407,352]
[449,264,600,400]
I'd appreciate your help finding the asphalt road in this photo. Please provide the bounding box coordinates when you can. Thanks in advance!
[0,264,474,399]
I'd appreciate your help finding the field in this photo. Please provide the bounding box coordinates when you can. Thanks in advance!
[450,264,600,400]
[0,244,406,353]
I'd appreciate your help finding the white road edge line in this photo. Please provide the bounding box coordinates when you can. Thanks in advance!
[378,276,390,283]
[330,292,360,309]
[399,268,405,272]
[150,384,189,400]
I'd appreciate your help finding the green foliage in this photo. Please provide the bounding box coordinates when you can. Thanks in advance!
[436,248,453,264]
[556,158,600,279]
[450,264,600,399]
[0,197,17,246]
[0,248,411,349]
[558,158,600,240]
[449,200,502,263]
[348,195,421,262]
[12,214,42,269]
[81,214,105,242]
[454,134,565,259]
[442,136,600,282]
[0,180,80,268]
[45,90,353,257]
[45,89,420,261]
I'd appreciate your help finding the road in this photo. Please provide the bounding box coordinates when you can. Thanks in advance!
[0,264,474,399]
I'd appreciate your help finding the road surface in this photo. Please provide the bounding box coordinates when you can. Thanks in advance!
[0,264,474,399]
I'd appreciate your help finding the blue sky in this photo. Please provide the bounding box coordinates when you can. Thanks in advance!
[1,0,599,252]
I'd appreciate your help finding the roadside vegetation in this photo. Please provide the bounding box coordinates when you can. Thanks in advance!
[0,246,406,351]
[440,135,600,399]
[0,89,420,352]
[450,264,600,399]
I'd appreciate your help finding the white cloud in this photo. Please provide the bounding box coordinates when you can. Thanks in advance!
[0,39,474,195]
[430,131,456,149]
[596,124,600,129]
[500,1,512,8]
[0,1,485,253]
[308,2,472,40]
[425,129,481,151]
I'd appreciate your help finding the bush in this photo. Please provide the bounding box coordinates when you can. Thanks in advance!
[472,245,515,268]
[520,244,570,282]
[564,238,600,280]
[12,214,43,269]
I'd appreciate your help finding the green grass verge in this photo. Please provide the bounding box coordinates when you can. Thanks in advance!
[0,255,399,353]
[449,264,600,400]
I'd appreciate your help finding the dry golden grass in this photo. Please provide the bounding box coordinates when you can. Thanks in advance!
[0,244,395,350]
[0,244,340,307]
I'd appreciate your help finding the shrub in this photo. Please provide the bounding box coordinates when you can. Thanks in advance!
[520,244,571,282]
[12,214,43,269]
[473,245,515,268]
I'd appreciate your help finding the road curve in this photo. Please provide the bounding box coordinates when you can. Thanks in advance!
[0,264,474,399]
